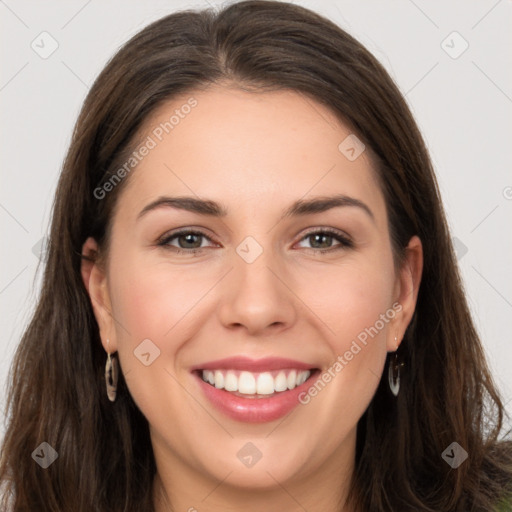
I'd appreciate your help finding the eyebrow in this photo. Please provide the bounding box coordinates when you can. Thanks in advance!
[137,193,375,223]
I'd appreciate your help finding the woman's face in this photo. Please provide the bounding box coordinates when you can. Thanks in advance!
[84,86,421,504]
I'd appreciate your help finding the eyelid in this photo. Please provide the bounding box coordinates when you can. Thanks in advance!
[296,226,353,250]
[157,226,353,253]
[156,228,218,249]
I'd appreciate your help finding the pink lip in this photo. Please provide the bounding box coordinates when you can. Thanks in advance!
[190,356,315,373]
[193,373,319,423]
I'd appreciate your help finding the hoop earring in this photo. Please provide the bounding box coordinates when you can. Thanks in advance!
[388,351,400,396]
[105,340,118,402]
[388,335,402,397]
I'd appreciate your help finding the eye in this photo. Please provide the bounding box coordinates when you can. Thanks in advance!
[157,229,216,255]
[157,227,353,255]
[295,228,353,253]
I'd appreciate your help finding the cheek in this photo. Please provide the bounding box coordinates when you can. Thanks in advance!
[296,254,395,409]
[106,256,213,401]
[297,253,396,346]
[109,256,212,343]
[106,259,209,433]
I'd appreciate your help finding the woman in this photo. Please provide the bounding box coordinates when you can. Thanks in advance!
[1,1,511,510]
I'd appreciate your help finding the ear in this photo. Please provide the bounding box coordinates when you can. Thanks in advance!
[388,235,423,351]
[81,237,117,353]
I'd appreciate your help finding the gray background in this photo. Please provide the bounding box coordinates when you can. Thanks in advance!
[1,0,511,442]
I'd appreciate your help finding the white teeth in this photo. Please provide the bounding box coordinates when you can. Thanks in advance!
[238,371,256,394]
[224,371,238,392]
[274,371,288,392]
[200,369,311,395]
[256,372,275,395]
[214,370,224,389]
[287,370,297,390]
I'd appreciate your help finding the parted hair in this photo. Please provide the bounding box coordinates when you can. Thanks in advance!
[1,1,511,510]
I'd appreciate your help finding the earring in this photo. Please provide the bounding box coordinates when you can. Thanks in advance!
[388,335,401,397]
[105,339,118,402]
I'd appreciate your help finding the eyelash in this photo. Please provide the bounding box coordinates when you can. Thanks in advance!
[156,227,353,256]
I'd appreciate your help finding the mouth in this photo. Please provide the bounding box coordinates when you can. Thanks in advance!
[193,368,318,398]
[190,357,321,423]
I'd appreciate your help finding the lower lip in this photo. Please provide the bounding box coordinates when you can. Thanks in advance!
[193,370,320,423]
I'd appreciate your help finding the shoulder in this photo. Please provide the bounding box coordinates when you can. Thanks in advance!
[494,493,512,512]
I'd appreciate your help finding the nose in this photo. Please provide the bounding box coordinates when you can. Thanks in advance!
[217,244,297,336]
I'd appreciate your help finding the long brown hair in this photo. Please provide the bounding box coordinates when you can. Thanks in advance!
[1,1,511,510]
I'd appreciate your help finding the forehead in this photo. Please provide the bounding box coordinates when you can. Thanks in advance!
[116,86,386,224]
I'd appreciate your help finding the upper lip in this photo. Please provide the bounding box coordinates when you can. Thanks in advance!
[190,356,317,373]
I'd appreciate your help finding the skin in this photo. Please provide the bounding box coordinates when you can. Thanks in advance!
[81,86,423,512]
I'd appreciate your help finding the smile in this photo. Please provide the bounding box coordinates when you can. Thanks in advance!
[190,356,321,423]
[200,368,311,397]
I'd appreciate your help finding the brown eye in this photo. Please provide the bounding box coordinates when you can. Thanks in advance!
[296,228,353,252]
[158,230,214,254]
